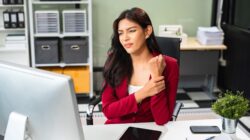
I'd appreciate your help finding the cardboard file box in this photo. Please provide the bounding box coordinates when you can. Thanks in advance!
[63,67,90,94]
[35,38,59,64]
[61,38,88,63]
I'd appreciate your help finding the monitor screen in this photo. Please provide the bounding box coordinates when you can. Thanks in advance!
[0,61,84,140]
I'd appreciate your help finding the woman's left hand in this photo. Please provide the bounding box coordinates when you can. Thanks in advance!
[148,54,166,79]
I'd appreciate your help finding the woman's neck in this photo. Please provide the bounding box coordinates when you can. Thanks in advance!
[130,46,153,66]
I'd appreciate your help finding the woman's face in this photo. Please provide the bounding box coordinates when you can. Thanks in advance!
[118,19,150,55]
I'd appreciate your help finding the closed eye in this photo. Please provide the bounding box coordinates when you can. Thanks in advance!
[129,29,136,33]
[118,32,123,35]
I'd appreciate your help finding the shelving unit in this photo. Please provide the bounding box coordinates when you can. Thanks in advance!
[0,1,29,66]
[28,0,93,97]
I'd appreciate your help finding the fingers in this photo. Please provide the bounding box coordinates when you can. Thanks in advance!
[144,76,165,97]
[148,56,157,63]
[152,76,164,82]
[157,55,166,68]
[151,78,166,95]
[158,54,163,64]
[157,82,166,93]
[152,77,165,90]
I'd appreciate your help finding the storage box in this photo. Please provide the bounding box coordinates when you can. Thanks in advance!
[63,67,90,94]
[62,10,87,34]
[61,38,88,63]
[35,11,59,34]
[35,38,59,64]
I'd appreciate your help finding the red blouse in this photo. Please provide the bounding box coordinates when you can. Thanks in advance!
[101,55,179,125]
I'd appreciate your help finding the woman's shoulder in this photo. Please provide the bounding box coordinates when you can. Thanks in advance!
[162,55,178,65]
[162,55,179,77]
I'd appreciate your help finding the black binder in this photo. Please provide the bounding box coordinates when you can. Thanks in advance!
[10,10,18,28]
[16,0,23,4]
[9,0,15,4]
[2,0,9,5]
[17,10,25,28]
[3,10,11,28]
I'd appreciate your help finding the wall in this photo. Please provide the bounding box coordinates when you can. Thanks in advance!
[92,0,213,66]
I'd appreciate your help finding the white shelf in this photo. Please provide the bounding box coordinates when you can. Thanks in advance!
[34,32,89,38]
[29,0,93,96]
[0,1,29,66]
[35,63,90,67]
[0,5,24,8]
[32,0,88,5]
[0,46,26,52]
[0,27,25,32]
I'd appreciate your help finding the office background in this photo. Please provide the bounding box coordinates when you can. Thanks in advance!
[92,0,212,66]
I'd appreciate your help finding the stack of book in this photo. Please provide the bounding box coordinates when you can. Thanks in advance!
[196,26,224,45]
[5,34,26,48]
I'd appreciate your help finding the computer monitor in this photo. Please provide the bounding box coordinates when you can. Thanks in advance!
[0,61,84,140]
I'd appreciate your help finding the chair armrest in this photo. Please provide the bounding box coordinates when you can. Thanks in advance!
[172,102,183,121]
[86,97,101,125]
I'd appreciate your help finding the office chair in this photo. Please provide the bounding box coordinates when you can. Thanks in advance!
[86,36,182,125]
[155,36,181,65]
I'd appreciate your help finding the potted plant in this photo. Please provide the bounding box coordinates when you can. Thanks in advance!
[212,90,250,133]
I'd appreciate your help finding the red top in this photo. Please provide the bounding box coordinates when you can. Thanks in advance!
[101,55,179,125]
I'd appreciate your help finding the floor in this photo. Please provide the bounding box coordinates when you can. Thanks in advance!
[77,88,221,125]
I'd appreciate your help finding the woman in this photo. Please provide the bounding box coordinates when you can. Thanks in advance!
[102,7,179,125]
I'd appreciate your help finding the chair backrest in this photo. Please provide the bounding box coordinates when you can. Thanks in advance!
[155,36,182,121]
[155,36,181,65]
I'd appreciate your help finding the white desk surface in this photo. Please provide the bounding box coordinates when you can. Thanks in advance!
[181,37,227,51]
[82,119,250,140]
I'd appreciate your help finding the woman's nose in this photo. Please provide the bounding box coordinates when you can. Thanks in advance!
[122,33,129,41]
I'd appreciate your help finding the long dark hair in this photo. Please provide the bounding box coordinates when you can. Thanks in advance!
[103,7,161,87]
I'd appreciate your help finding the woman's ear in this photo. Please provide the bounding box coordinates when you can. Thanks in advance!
[145,25,153,39]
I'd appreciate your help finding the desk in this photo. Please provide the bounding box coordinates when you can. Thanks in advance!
[82,119,249,140]
[181,38,227,51]
[179,38,227,96]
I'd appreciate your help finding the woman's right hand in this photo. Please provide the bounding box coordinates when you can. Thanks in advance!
[135,76,165,103]
[148,55,166,80]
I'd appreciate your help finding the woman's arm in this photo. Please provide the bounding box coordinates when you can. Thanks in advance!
[150,57,179,125]
[101,82,138,119]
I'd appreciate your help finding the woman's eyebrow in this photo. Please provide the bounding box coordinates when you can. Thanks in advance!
[118,26,137,32]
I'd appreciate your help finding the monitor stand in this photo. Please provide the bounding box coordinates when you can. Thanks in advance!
[4,112,31,140]
[0,135,4,140]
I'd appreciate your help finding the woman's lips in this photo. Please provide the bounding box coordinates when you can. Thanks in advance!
[124,43,133,48]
